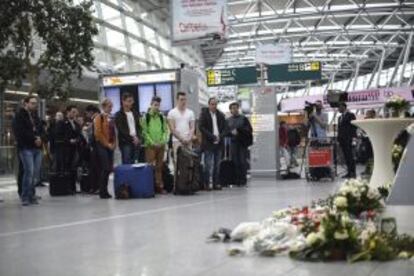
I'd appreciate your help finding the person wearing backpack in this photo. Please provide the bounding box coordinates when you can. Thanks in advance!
[141,96,169,194]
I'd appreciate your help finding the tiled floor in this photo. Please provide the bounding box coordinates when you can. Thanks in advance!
[0,178,414,276]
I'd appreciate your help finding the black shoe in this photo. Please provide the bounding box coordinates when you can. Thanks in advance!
[213,185,222,190]
[99,194,112,199]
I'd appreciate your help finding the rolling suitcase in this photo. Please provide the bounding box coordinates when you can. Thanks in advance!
[49,171,75,196]
[163,162,174,193]
[219,138,237,187]
[79,168,90,193]
[114,164,154,198]
[174,146,198,195]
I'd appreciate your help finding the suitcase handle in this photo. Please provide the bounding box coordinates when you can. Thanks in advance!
[224,137,231,161]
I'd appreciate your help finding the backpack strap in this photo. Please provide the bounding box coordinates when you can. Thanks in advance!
[146,112,164,131]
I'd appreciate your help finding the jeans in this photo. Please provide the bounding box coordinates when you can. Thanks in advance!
[231,143,248,186]
[19,149,42,203]
[289,146,298,166]
[203,147,222,187]
[120,144,141,164]
[280,146,291,169]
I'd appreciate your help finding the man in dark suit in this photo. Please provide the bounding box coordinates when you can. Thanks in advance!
[56,105,82,191]
[199,98,227,190]
[338,102,357,178]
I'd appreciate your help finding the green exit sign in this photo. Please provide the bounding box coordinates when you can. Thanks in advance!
[268,61,321,82]
[207,67,258,87]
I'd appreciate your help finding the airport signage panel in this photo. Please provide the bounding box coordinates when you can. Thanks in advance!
[207,67,258,87]
[268,61,321,82]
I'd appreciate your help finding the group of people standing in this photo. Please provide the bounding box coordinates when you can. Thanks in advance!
[12,91,253,206]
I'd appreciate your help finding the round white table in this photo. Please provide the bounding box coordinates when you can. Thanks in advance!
[352,118,414,188]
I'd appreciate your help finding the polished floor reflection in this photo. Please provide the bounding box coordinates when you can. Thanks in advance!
[0,179,413,276]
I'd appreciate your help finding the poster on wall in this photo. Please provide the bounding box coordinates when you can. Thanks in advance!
[255,43,292,65]
[171,0,228,43]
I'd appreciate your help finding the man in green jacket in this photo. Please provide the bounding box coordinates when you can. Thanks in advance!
[141,96,169,194]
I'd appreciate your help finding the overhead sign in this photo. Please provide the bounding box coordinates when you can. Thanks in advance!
[207,67,258,87]
[171,0,228,43]
[256,43,292,65]
[102,72,177,87]
[280,87,414,112]
[268,61,321,82]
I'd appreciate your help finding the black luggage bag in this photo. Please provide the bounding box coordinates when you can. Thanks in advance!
[174,146,198,195]
[219,138,237,187]
[49,171,76,196]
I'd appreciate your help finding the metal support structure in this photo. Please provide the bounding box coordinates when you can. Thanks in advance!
[0,88,4,145]
[375,49,386,88]
[398,31,413,87]
[408,62,414,87]
[352,62,360,91]
[323,72,336,94]
[388,36,409,87]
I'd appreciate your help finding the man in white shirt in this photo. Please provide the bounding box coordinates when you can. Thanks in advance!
[198,98,227,190]
[115,93,142,164]
[167,92,195,167]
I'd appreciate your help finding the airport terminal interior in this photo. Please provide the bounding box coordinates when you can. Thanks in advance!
[1,0,414,275]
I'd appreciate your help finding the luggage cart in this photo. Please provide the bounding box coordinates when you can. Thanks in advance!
[305,138,335,182]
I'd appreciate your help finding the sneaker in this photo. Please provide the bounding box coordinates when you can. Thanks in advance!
[22,201,30,206]
[30,199,39,205]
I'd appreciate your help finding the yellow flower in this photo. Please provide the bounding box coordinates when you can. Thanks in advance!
[369,240,376,250]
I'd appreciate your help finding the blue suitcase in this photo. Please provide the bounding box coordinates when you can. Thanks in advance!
[114,164,155,198]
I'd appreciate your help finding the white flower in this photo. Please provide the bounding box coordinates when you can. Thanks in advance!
[398,251,410,259]
[407,123,414,135]
[306,232,323,246]
[334,230,349,240]
[334,196,348,208]
[367,188,380,199]
[339,185,352,195]
[341,214,351,226]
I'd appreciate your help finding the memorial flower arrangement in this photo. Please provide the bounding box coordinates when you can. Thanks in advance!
[209,179,414,262]
[385,95,410,112]
[334,179,384,216]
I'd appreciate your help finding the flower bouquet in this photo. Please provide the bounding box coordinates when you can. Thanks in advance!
[385,95,410,117]
[334,179,385,216]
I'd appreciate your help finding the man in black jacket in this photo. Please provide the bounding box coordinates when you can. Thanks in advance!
[227,102,253,186]
[13,96,43,206]
[199,98,227,190]
[55,105,83,192]
[115,93,142,164]
[56,106,82,172]
[338,102,357,178]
